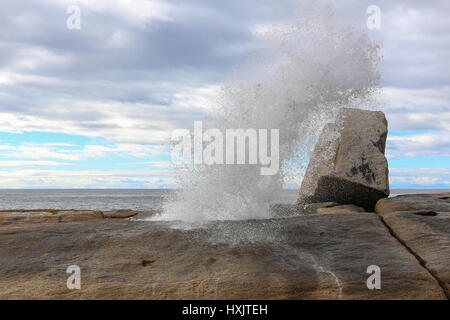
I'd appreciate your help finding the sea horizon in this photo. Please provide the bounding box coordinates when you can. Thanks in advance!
[0,188,448,211]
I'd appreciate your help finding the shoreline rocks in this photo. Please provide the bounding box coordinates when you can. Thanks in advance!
[316,204,366,214]
[375,192,450,213]
[0,209,160,225]
[102,210,141,219]
[270,202,367,216]
[0,212,446,299]
[0,210,103,225]
[0,191,448,299]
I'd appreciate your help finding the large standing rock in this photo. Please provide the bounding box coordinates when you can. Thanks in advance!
[298,108,389,211]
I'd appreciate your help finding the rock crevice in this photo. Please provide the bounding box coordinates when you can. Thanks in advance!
[376,211,449,299]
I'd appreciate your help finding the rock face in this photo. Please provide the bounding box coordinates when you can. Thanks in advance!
[377,210,450,298]
[0,209,159,225]
[102,210,140,219]
[0,210,103,225]
[270,202,366,216]
[298,108,389,211]
[303,202,340,213]
[316,204,366,214]
[0,213,446,300]
[375,192,450,214]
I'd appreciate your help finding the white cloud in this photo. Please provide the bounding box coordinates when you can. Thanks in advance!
[0,169,174,188]
[44,0,173,26]
[0,83,219,144]
[10,46,71,71]
[0,160,72,167]
[381,86,450,131]
[0,142,169,161]
[386,131,450,159]
[134,161,172,168]
[390,168,450,186]
[0,71,60,85]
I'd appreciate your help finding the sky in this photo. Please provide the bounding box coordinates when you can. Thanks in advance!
[0,0,448,189]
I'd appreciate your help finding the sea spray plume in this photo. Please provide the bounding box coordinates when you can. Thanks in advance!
[159,7,381,222]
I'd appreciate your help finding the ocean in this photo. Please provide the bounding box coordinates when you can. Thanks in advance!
[0,189,448,211]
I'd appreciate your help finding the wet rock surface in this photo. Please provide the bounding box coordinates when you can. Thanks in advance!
[0,212,446,299]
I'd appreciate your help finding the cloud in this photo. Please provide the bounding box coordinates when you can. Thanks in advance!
[0,0,449,188]
[0,142,169,160]
[44,0,174,26]
[134,161,172,168]
[0,160,72,167]
[381,86,450,131]
[378,1,450,89]
[1,0,449,140]
[0,0,297,145]
[387,131,450,159]
[0,85,221,144]
[389,168,450,187]
[0,169,174,188]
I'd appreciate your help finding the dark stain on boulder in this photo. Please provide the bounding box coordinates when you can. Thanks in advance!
[412,210,438,217]
[370,132,387,153]
[346,159,376,184]
[141,259,156,267]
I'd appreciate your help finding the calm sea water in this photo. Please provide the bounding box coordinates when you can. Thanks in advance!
[0,189,172,211]
[0,189,447,211]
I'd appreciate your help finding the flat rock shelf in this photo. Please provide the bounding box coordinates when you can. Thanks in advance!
[0,204,448,300]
